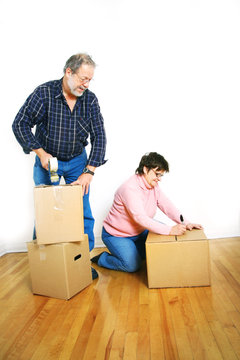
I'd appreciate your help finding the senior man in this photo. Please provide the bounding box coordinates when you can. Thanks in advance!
[12,53,107,279]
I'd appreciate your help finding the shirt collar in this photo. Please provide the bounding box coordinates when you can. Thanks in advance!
[54,78,64,99]
[54,78,87,102]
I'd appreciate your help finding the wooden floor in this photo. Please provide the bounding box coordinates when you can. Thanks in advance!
[0,237,240,360]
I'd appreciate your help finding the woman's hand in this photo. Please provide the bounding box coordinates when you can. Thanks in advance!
[169,224,186,236]
[186,223,203,231]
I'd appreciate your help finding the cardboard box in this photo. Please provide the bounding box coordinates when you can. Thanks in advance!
[34,184,84,245]
[146,229,211,288]
[27,235,92,300]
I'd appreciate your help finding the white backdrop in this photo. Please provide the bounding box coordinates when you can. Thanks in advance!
[1,0,239,255]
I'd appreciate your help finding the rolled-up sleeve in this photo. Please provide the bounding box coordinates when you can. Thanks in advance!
[12,90,45,153]
[88,96,107,167]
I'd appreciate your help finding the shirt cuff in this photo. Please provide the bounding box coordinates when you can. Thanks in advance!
[87,159,108,167]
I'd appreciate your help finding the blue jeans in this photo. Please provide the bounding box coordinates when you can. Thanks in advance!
[97,227,149,272]
[33,150,95,251]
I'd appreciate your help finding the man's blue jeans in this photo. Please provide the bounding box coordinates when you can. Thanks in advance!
[97,227,149,272]
[33,150,95,251]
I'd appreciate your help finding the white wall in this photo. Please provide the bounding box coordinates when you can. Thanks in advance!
[1,0,239,253]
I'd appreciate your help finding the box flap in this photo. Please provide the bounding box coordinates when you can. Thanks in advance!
[146,229,207,244]
[146,232,176,243]
[176,229,207,242]
[34,184,79,189]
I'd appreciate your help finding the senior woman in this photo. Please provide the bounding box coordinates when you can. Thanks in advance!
[91,152,202,272]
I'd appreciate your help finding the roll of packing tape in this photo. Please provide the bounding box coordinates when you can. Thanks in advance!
[48,157,59,183]
[49,157,58,173]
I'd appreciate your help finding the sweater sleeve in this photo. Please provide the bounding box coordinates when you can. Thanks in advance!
[156,187,190,225]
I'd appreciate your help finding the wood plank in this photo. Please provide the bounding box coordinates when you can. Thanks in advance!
[195,286,239,359]
[108,273,132,358]
[123,332,138,360]
[7,298,62,360]
[58,286,97,360]
[211,261,240,312]
[177,288,206,360]
[159,289,180,360]
[137,304,150,360]
[68,272,110,360]
[166,288,194,360]
[149,290,165,360]
[209,320,239,360]
[189,288,223,360]
[125,273,140,332]
[82,270,121,360]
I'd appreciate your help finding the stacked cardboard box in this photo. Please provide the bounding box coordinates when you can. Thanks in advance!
[27,184,92,300]
[146,229,211,288]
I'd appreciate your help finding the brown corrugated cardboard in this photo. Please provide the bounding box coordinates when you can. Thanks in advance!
[27,235,92,300]
[146,229,211,288]
[34,184,84,245]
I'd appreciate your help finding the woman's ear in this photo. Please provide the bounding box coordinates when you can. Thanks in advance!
[143,166,148,175]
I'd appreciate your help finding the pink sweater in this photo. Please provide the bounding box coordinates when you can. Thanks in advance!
[103,174,188,237]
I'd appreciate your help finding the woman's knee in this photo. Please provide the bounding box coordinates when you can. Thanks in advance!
[122,256,141,272]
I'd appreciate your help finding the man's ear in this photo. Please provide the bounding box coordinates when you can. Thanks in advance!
[65,67,72,77]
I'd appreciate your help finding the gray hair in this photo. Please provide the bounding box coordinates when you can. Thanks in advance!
[63,53,96,73]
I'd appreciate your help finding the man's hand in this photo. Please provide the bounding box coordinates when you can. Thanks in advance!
[33,148,52,170]
[71,166,96,194]
[71,173,93,195]
[169,224,187,236]
[186,223,203,231]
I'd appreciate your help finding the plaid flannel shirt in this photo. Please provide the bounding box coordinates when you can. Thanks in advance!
[12,79,107,166]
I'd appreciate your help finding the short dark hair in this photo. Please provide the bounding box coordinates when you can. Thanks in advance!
[63,53,96,74]
[135,152,169,174]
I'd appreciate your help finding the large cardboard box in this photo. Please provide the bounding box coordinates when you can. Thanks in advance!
[27,235,92,300]
[34,184,84,245]
[146,229,211,288]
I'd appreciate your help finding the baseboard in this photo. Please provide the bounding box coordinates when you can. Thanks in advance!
[0,249,6,257]
[0,235,105,257]
[95,235,104,248]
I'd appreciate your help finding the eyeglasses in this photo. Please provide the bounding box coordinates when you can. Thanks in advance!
[151,169,164,178]
[73,72,92,84]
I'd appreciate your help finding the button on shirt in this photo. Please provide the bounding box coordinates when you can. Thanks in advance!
[12,79,107,166]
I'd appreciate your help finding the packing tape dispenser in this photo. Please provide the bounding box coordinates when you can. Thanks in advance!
[48,157,59,183]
